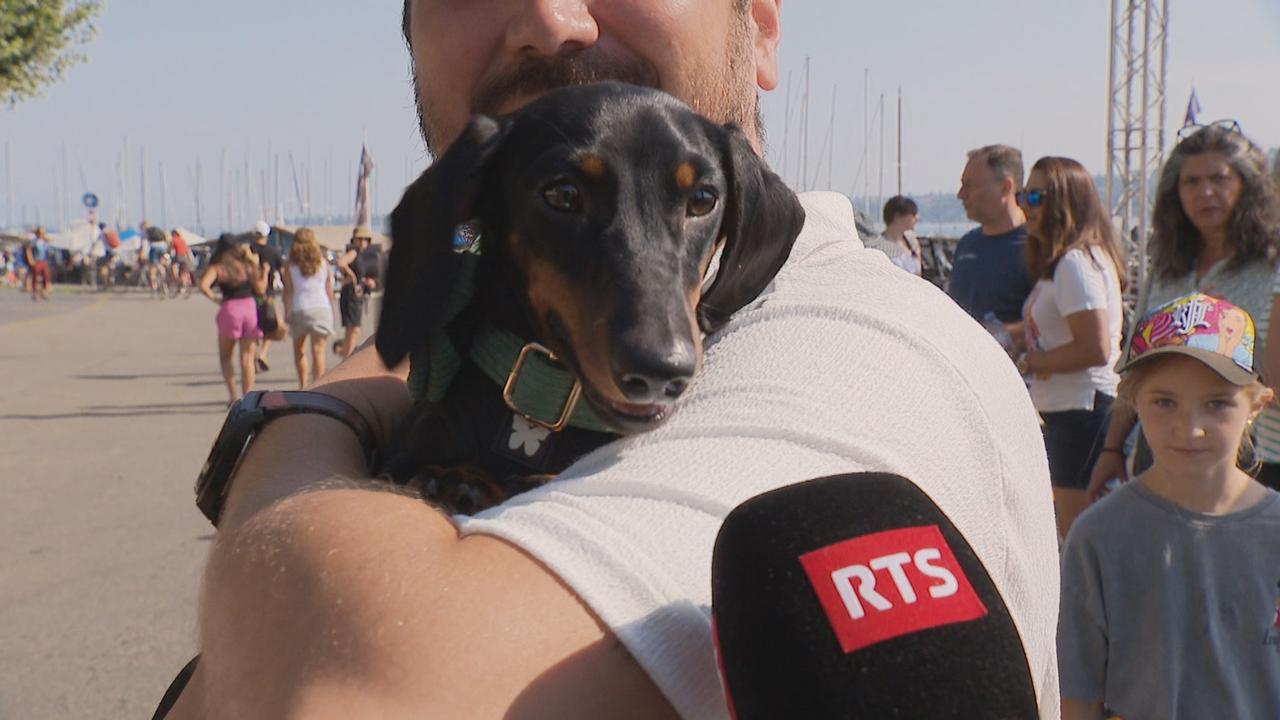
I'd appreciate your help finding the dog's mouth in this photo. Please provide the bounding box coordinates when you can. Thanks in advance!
[544,312,678,434]
[582,383,675,433]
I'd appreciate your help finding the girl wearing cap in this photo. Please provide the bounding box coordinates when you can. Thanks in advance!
[1090,123,1280,497]
[1015,157,1126,537]
[1058,292,1280,720]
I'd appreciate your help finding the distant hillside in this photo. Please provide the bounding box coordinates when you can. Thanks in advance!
[854,147,1279,229]
[851,192,967,225]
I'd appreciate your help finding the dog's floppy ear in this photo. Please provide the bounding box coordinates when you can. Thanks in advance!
[698,123,806,334]
[377,116,509,368]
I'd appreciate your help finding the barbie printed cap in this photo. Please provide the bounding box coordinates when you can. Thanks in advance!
[1117,292,1258,385]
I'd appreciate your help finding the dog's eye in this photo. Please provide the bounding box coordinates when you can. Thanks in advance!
[687,187,718,217]
[542,181,583,213]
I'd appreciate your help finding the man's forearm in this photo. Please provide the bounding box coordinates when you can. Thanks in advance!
[219,345,412,529]
[218,413,371,530]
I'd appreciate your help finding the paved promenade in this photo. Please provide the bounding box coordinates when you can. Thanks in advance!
[0,287,350,719]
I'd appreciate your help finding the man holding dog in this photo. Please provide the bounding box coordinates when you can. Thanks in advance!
[166,2,1061,718]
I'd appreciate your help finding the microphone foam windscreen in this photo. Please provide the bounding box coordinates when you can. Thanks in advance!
[711,472,1038,719]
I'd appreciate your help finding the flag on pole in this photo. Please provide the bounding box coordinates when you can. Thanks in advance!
[353,143,376,228]
[1182,88,1202,128]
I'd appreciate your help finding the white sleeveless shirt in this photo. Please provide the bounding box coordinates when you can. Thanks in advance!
[288,259,330,312]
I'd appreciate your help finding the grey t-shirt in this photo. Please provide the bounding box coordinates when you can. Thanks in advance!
[1058,481,1280,719]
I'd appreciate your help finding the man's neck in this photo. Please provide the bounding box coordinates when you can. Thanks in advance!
[980,204,1025,237]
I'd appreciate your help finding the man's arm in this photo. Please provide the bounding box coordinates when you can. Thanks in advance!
[171,348,678,719]
[1060,697,1104,720]
[336,249,358,285]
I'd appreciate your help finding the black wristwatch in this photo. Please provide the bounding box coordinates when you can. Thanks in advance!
[195,390,378,527]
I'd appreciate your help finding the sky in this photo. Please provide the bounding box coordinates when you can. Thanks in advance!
[3,0,1278,235]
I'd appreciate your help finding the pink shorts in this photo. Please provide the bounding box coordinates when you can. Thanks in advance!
[216,296,263,340]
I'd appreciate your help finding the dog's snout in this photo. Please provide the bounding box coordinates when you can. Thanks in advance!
[614,344,696,404]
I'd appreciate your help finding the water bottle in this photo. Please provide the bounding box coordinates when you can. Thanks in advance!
[982,311,1014,355]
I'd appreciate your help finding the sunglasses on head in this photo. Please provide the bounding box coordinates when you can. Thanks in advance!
[1177,118,1242,142]
[1015,189,1045,208]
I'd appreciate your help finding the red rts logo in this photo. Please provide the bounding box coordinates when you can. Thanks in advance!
[799,525,987,653]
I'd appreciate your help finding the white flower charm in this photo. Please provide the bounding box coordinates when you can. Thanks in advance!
[508,415,552,457]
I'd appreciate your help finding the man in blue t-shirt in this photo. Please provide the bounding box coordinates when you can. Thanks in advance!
[947,144,1034,356]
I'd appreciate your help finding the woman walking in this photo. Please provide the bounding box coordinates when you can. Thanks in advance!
[198,235,268,406]
[1015,157,1127,537]
[282,228,335,389]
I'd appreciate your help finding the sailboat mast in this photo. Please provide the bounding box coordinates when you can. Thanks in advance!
[780,70,792,185]
[878,93,885,210]
[140,146,149,224]
[897,87,903,195]
[827,84,837,190]
[61,144,70,231]
[801,56,810,192]
[4,141,12,230]
[160,162,168,229]
[194,159,204,234]
[862,69,870,218]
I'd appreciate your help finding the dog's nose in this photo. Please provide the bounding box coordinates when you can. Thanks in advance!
[614,345,696,404]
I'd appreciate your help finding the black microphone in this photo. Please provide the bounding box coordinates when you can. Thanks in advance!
[711,473,1039,719]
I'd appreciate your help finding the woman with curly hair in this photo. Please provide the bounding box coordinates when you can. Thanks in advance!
[1016,157,1127,536]
[282,227,336,389]
[1089,121,1280,497]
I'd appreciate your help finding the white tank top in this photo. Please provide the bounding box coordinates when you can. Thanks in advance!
[289,259,330,312]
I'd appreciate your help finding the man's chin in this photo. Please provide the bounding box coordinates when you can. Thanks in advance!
[491,92,547,118]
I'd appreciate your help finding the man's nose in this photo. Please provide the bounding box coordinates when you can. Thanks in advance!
[504,0,599,56]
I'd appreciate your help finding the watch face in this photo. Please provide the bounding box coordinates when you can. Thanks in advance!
[195,394,266,526]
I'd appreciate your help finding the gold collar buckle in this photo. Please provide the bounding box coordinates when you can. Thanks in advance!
[502,342,582,432]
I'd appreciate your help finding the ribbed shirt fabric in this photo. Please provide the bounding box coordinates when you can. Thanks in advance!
[453,192,1062,718]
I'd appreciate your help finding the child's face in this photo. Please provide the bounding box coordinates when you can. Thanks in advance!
[1132,355,1264,473]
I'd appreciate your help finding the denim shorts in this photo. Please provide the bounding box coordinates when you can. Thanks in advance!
[1041,391,1114,491]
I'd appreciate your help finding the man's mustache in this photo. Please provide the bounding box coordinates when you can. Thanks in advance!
[472,51,660,116]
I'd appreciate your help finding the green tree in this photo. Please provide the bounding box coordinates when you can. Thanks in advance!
[0,0,101,107]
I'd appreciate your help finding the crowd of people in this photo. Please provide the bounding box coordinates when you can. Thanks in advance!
[5,218,383,403]
[194,223,381,404]
[1,221,200,298]
[861,123,1279,718]
[10,1,1275,709]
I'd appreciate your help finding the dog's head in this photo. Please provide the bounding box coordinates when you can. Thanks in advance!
[378,82,804,433]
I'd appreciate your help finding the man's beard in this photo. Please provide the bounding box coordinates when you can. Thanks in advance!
[412,19,760,157]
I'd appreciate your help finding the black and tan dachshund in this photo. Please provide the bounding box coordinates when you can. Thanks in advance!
[374,81,805,514]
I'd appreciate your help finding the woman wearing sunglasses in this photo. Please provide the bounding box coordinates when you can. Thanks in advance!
[1015,157,1127,537]
[1089,121,1280,498]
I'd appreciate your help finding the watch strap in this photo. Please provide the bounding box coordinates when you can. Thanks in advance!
[195,390,378,527]
[255,390,379,468]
